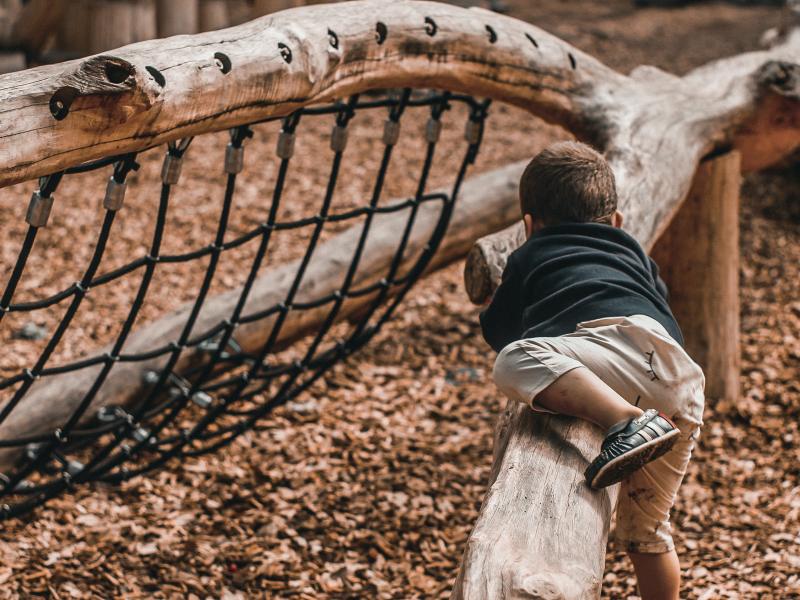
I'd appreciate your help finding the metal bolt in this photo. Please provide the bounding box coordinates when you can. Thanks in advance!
[465,119,481,145]
[66,460,84,476]
[132,427,151,444]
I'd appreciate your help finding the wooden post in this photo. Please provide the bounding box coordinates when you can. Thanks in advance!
[0,51,24,72]
[130,0,157,43]
[251,0,296,17]
[227,0,252,25]
[87,0,157,54]
[0,0,21,46]
[156,0,198,37]
[198,0,228,31]
[650,151,741,403]
[58,0,91,56]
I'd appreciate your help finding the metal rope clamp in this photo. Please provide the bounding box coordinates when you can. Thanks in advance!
[25,191,54,227]
[465,119,482,145]
[276,131,295,159]
[161,138,192,185]
[103,177,127,211]
[224,144,245,175]
[383,119,401,146]
[330,124,348,153]
[425,118,442,144]
[161,154,183,185]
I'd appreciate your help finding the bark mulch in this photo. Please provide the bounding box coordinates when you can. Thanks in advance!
[1,1,798,599]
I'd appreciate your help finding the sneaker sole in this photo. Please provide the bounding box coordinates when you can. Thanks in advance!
[587,428,680,489]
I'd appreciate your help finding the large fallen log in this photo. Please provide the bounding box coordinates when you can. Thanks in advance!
[0,163,522,473]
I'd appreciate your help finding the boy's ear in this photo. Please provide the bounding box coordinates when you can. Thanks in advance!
[612,210,624,228]
[523,213,535,238]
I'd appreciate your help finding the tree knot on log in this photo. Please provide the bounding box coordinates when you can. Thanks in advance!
[52,55,162,124]
[757,60,800,99]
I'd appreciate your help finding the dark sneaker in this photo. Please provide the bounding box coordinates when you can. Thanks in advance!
[584,409,679,489]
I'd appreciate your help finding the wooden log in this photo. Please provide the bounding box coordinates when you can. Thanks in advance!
[86,0,157,55]
[0,162,523,473]
[88,0,135,54]
[451,408,616,599]
[157,0,199,37]
[198,0,228,31]
[651,152,741,403]
[0,0,799,209]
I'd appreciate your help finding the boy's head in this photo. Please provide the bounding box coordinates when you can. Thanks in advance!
[519,141,621,236]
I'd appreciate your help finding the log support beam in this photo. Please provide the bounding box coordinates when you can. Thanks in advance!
[651,152,741,403]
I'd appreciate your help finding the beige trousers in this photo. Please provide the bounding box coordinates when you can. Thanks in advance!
[492,314,705,553]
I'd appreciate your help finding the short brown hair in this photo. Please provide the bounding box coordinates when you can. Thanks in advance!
[519,141,617,225]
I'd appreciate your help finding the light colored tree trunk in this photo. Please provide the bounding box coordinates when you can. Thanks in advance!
[651,152,741,403]
[451,409,616,599]
[157,0,198,37]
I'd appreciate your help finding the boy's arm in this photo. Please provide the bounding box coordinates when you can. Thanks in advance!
[479,256,523,352]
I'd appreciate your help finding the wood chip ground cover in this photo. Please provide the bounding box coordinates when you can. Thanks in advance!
[0,1,797,598]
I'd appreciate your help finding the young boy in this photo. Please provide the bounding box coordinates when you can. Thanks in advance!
[481,141,705,600]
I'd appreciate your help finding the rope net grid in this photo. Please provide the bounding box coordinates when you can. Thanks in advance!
[0,89,490,519]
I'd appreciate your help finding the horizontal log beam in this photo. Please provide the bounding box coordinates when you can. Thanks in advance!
[0,0,620,189]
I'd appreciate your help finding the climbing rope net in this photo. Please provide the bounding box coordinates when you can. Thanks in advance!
[0,89,490,519]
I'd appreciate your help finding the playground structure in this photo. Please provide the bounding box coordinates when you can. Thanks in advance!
[1,1,800,598]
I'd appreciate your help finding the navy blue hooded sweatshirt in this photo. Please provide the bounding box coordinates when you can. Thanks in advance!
[479,222,683,352]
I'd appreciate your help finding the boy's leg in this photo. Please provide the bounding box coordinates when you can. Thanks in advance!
[629,550,680,600]
[533,366,641,429]
[491,315,704,600]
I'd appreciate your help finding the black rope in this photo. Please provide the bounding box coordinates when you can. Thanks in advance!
[0,90,490,519]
